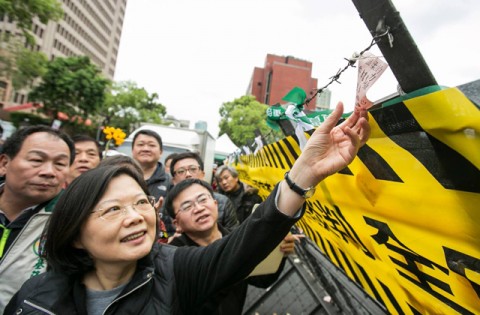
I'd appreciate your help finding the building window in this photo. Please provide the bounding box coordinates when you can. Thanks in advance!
[265,72,272,104]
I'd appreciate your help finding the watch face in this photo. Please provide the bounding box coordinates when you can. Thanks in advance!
[304,187,316,198]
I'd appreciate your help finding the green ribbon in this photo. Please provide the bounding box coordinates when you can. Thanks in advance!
[265,87,352,133]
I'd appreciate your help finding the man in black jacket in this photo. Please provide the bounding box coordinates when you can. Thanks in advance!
[216,165,263,223]
[131,130,172,200]
[168,179,295,314]
[165,152,238,236]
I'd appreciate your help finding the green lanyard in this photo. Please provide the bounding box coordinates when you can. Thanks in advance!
[0,224,11,258]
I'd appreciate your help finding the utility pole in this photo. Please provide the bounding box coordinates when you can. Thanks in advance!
[351,0,437,93]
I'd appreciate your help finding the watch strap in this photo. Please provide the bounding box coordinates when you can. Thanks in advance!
[284,171,312,198]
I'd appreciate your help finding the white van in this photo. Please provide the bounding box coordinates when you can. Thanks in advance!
[0,120,16,141]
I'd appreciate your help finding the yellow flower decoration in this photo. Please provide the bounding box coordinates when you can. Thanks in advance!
[103,126,126,151]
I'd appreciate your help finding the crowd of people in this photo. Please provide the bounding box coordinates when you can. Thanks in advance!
[0,102,370,314]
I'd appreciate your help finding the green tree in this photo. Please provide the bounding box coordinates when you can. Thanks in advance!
[0,39,48,90]
[0,0,63,44]
[29,56,110,120]
[102,81,167,132]
[219,95,281,148]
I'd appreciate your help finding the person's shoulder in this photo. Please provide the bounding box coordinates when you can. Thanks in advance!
[151,242,178,261]
[213,192,229,202]
[44,190,65,212]
[22,271,50,289]
[242,183,260,196]
[14,271,70,301]
[168,235,189,247]
[155,162,172,181]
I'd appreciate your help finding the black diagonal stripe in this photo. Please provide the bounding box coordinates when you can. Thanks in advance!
[371,103,423,135]
[261,150,270,167]
[337,166,353,175]
[371,103,480,193]
[339,250,363,287]
[264,145,280,169]
[262,147,275,168]
[407,304,423,315]
[428,135,480,193]
[254,152,262,167]
[378,280,405,315]
[281,136,300,161]
[357,144,403,182]
[327,240,346,272]
[259,148,269,167]
[297,220,324,251]
[275,140,294,169]
[268,142,286,169]
[318,237,335,264]
[356,262,386,307]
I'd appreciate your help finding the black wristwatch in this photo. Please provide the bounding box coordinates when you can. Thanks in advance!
[284,171,316,198]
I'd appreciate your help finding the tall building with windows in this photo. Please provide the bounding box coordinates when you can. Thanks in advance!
[0,0,128,108]
[316,88,332,110]
[247,54,318,111]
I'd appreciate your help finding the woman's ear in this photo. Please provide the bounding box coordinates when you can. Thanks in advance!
[0,154,10,176]
[73,237,84,249]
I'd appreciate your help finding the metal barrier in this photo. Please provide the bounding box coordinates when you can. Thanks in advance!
[243,236,387,315]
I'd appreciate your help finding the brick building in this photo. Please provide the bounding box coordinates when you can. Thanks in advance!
[247,54,319,111]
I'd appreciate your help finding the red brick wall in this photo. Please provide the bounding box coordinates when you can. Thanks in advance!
[248,54,318,110]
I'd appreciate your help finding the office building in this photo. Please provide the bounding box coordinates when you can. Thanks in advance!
[0,0,128,108]
[316,88,331,111]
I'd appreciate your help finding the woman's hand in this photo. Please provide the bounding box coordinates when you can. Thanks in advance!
[278,102,371,216]
[290,102,370,188]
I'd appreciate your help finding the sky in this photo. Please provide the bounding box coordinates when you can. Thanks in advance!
[114,0,480,138]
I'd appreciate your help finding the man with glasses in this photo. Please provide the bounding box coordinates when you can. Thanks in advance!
[0,126,74,313]
[164,152,238,237]
[166,178,296,314]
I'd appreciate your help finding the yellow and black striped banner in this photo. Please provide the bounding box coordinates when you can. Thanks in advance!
[233,86,480,315]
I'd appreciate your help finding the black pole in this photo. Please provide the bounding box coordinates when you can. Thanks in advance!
[351,0,437,93]
[277,119,295,137]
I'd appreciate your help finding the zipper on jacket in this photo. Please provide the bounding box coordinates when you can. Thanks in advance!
[102,274,153,315]
[0,211,46,266]
[24,300,56,315]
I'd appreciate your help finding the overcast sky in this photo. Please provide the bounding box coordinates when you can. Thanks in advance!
[114,0,480,137]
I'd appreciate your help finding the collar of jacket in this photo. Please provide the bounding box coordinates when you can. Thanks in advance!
[147,162,169,183]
